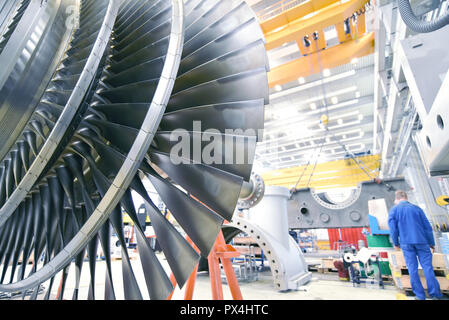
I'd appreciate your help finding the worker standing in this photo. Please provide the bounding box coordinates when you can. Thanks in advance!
[388,190,443,300]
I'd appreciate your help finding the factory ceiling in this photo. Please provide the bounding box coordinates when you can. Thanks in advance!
[245,0,377,175]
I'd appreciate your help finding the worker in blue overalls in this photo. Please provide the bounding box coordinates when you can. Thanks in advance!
[388,190,443,300]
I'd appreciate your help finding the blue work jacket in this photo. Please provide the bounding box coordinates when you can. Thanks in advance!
[387,201,435,246]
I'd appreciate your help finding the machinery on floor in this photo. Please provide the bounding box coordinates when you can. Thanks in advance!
[0,0,268,300]
[343,247,386,289]
[288,178,409,229]
[223,172,405,291]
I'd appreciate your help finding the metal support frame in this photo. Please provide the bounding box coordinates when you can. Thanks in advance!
[226,186,312,291]
[415,64,449,176]
[348,257,384,289]
[288,178,408,229]
[383,4,449,177]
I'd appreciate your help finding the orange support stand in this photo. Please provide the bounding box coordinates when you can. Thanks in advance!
[56,273,64,299]
[184,262,199,300]
[213,231,243,300]
[167,272,177,300]
[207,245,224,300]
[167,230,243,300]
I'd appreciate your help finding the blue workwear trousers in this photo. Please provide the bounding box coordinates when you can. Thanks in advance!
[402,244,442,300]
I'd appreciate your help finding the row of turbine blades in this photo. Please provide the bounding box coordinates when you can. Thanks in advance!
[0,0,32,55]
[0,0,268,300]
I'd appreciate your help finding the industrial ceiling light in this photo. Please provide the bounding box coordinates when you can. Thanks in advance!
[331,97,339,104]
[298,77,306,84]
[326,99,360,112]
[282,106,298,118]
[275,84,282,92]
[346,143,364,151]
[265,108,362,139]
[337,128,364,137]
[272,26,286,33]
[262,131,366,159]
[355,91,361,98]
[305,86,357,104]
[270,70,356,100]
[351,57,359,65]
[264,98,362,130]
[323,69,331,77]
[338,119,344,125]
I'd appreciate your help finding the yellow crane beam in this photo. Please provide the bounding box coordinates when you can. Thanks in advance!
[261,0,373,88]
[264,0,369,51]
[268,32,374,87]
[262,154,381,189]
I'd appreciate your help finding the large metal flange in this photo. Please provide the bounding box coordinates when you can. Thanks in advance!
[238,172,265,209]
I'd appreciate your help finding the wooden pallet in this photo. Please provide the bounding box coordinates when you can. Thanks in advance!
[393,272,449,291]
[400,288,449,297]
[320,257,338,269]
[307,264,320,272]
[399,288,415,297]
[317,267,338,274]
[233,236,257,246]
[392,266,449,277]
[381,274,393,280]
[388,252,449,270]
[381,275,394,284]
[400,287,449,294]
[111,256,138,261]
[233,245,262,256]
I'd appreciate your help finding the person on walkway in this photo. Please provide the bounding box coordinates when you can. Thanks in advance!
[388,190,443,300]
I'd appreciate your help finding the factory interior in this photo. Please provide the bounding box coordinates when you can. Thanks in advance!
[1,0,449,307]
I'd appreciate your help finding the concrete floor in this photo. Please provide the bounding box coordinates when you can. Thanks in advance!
[173,271,399,300]
[4,252,404,300]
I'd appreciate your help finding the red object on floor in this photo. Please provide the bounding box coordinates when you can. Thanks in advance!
[328,227,370,250]
[333,260,349,279]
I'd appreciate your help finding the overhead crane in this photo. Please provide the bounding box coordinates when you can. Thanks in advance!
[261,0,374,88]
